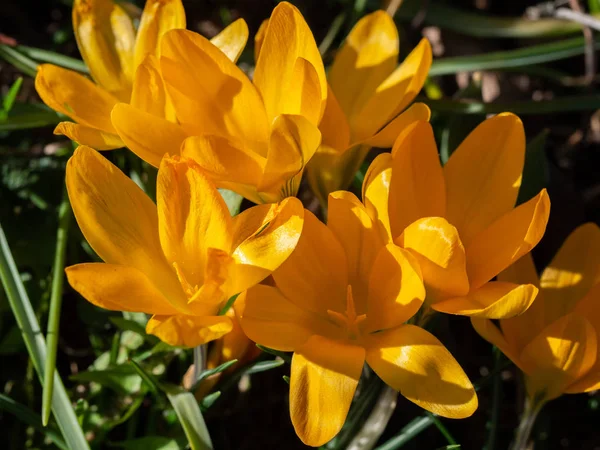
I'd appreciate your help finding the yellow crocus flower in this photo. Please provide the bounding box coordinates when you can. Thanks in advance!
[306,10,432,206]
[34,0,248,150]
[65,146,304,347]
[363,113,551,318]
[238,192,477,447]
[473,223,600,403]
[111,2,326,204]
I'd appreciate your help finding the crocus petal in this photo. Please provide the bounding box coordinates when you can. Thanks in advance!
[431,281,538,319]
[397,217,469,300]
[520,313,597,401]
[388,120,446,236]
[157,157,233,289]
[111,103,189,167]
[318,85,351,152]
[259,114,322,199]
[328,10,398,122]
[466,189,550,289]
[66,146,185,306]
[35,64,119,133]
[360,102,431,149]
[254,19,268,62]
[73,0,135,99]
[209,18,249,63]
[290,335,365,447]
[237,286,338,352]
[444,113,526,245]
[130,55,171,120]
[54,122,123,150]
[181,135,265,204]
[66,263,179,314]
[362,152,393,240]
[146,314,232,347]
[540,222,600,311]
[366,324,477,419]
[160,29,269,143]
[366,244,425,333]
[471,318,527,372]
[253,2,327,124]
[327,191,386,300]
[353,39,432,141]
[133,0,186,68]
[228,197,304,293]
[272,210,348,316]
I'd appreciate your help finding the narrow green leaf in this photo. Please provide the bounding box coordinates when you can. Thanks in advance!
[517,130,550,205]
[42,191,72,425]
[162,383,213,450]
[70,366,142,395]
[0,104,62,131]
[374,415,435,450]
[218,293,239,316]
[16,45,88,73]
[256,344,292,363]
[428,413,458,445]
[3,77,23,112]
[282,375,290,384]
[193,359,238,389]
[429,36,600,77]
[0,44,38,77]
[200,391,221,411]
[435,446,461,450]
[244,358,285,375]
[129,359,160,395]
[217,189,243,216]
[0,393,68,450]
[0,222,90,449]
[112,436,180,450]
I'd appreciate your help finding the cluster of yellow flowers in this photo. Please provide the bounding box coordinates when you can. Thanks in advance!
[35,0,600,446]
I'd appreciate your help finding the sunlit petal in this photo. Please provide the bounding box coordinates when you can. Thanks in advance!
[146,314,232,347]
[54,122,123,150]
[209,18,249,63]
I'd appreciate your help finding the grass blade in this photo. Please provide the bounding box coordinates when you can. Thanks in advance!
[42,190,72,425]
[0,221,90,450]
[374,415,435,450]
[16,45,88,73]
[0,44,38,77]
[2,77,23,113]
[0,104,62,131]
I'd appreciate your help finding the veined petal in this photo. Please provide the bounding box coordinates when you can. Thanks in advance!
[329,10,398,122]
[318,85,351,152]
[134,0,186,68]
[237,286,338,352]
[66,263,179,314]
[111,103,188,167]
[362,153,393,241]
[471,318,527,372]
[181,134,265,203]
[366,324,477,419]
[272,210,348,316]
[353,39,432,141]
[259,114,322,199]
[157,157,233,289]
[209,18,249,63]
[73,0,135,99]
[130,55,171,119]
[360,102,431,148]
[431,281,538,319]
[366,244,425,333]
[466,189,550,289]
[54,122,123,150]
[520,313,597,401]
[35,64,118,133]
[388,120,446,236]
[397,217,469,300]
[161,29,269,143]
[228,197,304,293]
[66,146,185,306]
[290,335,365,447]
[540,223,600,310]
[254,2,327,124]
[328,191,386,309]
[146,314,232,347]
[254,19,269,62]
[444,113,526,245]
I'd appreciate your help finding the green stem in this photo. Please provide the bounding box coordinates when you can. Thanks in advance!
[511,396,545,450]
[42,191,72,426]
[428,413,457,445]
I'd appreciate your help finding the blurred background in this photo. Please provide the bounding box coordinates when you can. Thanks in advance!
[1,0,599,448]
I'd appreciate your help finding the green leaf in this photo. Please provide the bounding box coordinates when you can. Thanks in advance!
[0,44,38,77]
[112,437,181,450]
[16,45,88,73]
[200,391,221,411]
[218,188,243,216]
[0,222,90,449]
[129,359,160,395]
[517,130,550,205]
[374,415,435,450]
[218,293,239,315]
[193,359,238,389]
[282,375,290,384]
[70,366,142,395]
[429,36,600,77]
[256,344,292,363]
[2,77,23,113]
[0,103,62,131]
[110,316,156,341]
[244,358,285,375]
[435,446,461,450]
[162,383,213,450]
[591,0,600,14]
[0,393,68,450]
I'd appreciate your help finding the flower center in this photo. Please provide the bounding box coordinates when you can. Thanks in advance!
[327,285,366,341]
[172,262,199,299]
